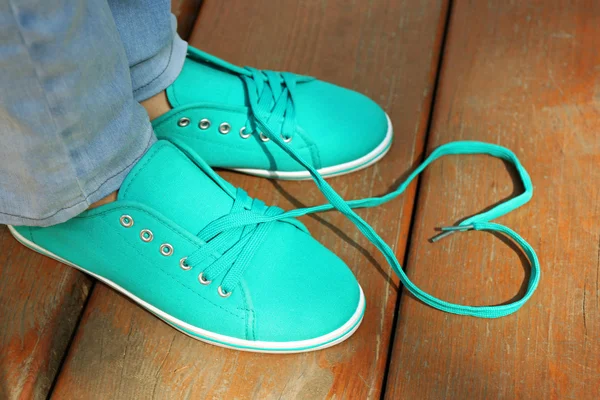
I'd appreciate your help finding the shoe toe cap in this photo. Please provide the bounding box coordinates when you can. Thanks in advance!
[243,224,362,343]
[295,80,390,168]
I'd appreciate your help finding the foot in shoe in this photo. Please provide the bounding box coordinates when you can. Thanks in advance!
[152,46,393,180]
[9,141,364,353]
[10,139,539,352]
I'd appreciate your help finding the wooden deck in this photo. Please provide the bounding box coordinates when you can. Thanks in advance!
[1,1,599,398]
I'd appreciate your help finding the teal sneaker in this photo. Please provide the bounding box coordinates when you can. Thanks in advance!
[9,141,364,353]
[152,46,392,180]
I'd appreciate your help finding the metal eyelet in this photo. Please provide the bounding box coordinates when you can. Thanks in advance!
[281,134,292,143]
[178,117,191,127]
[140,229,153,242]
[259,132,270,142]
[198,272,212,285]
[219,122,231,134]
[218,286,231,298]
[160,243,174,256]
[199,119,211,130]
[239,127,251,139]
[179,257,191,271]
[120,215,134,228]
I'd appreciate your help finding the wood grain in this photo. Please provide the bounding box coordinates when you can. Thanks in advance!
[51,0,449,398]
[0,226,92,400]
[0,4,202,400]
[385,1,600,399]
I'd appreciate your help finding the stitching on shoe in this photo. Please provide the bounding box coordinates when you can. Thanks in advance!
[249,309,256,341]
[239,283,254,341]
[98,217,248,320]
[88,206,252,318]
[79,205,261,329]
[163,133,312,158]
[153,107,312,150]
[153,104,249,130]
[119,143,166,199]
[171,82,181,106]
[78,206,201,247]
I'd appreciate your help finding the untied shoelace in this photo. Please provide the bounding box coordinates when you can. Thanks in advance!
[179,49,541,317]
[173,136,540,319]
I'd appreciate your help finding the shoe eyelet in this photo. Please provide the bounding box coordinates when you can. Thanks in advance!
[219,122,231,134]
[259,132,270,142]
[120,215,134,228]
[218,286,231,298]
[199,119,211,130]
[160,243,173,256]
[239,127,251,139]
[281,134,292,143]
[140,229,153,242]
[179,257,191,270]
[178,117,191,127]
[198,272,212,285]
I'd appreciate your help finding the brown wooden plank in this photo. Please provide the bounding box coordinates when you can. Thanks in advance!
[0,226,92,400]
[51,0,449,398]
[171,0,203,40]
[385,1,600,399]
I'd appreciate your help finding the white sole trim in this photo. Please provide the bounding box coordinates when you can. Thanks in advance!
[8,225,364,353]
[231,113,393,180]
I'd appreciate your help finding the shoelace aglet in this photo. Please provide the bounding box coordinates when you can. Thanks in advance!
[429,224,475,243]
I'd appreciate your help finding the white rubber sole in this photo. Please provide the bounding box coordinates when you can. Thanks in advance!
[8,225,365,353]
[231,113,394,180]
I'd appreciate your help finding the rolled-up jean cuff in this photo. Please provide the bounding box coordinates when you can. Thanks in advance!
[6,128,156,227]
[131,20,187,102]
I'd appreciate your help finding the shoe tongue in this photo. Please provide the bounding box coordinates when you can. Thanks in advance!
[167,55,248,108]
[119,141,234,233]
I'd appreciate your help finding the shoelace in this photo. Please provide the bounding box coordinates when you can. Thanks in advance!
[183,189,292,296]
[172,134,540,318]
[183,48,540,316]
[241,67,301,141]
[189,47,312,144]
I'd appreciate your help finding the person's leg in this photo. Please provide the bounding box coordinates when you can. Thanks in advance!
[0,0,154,226]
[107,0,185,119]
[2,2,366,352]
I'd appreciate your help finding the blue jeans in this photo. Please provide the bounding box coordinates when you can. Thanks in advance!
[0,0,187,226]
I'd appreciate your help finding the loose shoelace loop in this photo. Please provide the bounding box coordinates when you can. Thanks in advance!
[179,48,540,316]
[172,133,540,318]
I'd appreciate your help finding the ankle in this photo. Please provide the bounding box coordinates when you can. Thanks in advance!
[141,90,171,121]
[89,190,118,210]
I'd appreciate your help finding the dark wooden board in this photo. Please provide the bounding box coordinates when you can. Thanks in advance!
[0,226,92,400]
[385,1,600,399]
[172,0,203,40]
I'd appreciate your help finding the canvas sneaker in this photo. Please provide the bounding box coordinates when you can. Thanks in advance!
[152,46,392,180]
[9,140,364,353]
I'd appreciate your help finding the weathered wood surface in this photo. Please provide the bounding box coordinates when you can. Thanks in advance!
[385,1,600,399]
[0,4,202,400]
[51,0,449,398]
[0,226,92,400]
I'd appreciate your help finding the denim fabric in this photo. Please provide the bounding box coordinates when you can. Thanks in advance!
[109,0,187,102]
[0,0,187,226]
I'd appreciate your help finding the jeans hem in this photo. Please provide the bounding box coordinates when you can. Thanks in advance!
[132,31,187,102]
[1,128,156,227]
